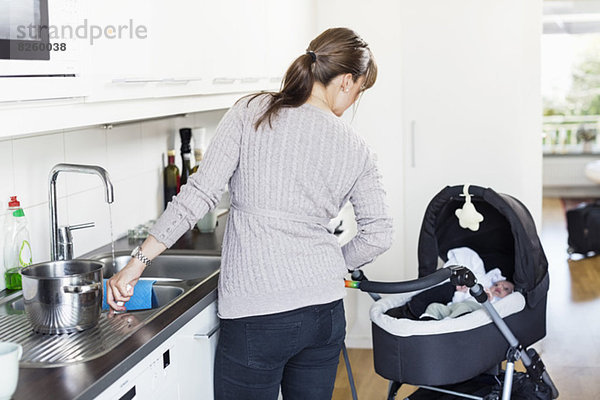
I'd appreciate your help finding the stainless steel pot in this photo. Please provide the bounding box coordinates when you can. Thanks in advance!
[20,260,103,334]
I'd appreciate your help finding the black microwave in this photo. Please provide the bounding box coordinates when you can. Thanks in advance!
[0,0,50,60]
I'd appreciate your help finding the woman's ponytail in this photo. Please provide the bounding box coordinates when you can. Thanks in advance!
[252,52,315,130]
[249,27,377,130]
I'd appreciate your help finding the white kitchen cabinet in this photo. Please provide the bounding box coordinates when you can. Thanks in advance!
[399,0,543,274]
[199,0,280,94]
[93,335,180,400]
[175,301,220,400]
[316,0,542,347]
[197,0,263,94]
[265,0,317,90]
[86,0,210,102]
[86,0,315,101]
[145,0,207,98]
[1,0,316,132]
[196,0,318,94]
[320,0,542,278]
[94,300,219,400]
[85,0,158,102]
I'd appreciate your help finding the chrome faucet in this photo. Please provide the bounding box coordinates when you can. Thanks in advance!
[49,163,114,261]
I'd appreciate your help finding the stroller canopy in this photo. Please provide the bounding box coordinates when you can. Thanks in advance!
[417,185,549,307]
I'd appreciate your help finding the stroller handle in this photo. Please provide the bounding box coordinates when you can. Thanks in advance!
[346,265,477,294]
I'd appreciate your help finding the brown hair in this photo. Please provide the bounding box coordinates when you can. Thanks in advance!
[249,27,377,130]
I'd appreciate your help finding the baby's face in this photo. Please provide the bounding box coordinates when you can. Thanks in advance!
[490,280,514,298]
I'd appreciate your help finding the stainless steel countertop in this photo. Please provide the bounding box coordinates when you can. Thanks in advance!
[9,215,227,400]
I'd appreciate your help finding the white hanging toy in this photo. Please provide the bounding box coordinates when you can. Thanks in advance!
[455,184,484,231]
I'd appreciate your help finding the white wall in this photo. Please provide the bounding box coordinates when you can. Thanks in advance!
[0,109,226,291]
[316,0,406,348]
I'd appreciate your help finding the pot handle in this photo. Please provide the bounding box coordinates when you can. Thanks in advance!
[63,282,102,294]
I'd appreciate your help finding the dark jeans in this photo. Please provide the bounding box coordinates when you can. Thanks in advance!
[214,299,346,400]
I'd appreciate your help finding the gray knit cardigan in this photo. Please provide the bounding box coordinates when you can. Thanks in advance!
[150,95,393,318]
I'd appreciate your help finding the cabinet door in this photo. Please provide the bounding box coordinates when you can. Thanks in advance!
[85,0,156,102]
[400,0,542,272]
[238,0,268,83]
[199,0,241,92]
[265,0,316,91]
[176,301,220,400]
[150,0,206,98]
[200,0,269,94]
[94,339,179,400]
[85,0,315,101]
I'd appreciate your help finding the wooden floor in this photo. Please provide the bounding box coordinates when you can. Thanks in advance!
[332,197,600,399]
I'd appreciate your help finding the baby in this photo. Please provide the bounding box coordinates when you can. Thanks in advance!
[420,279,514,320]
[385,247,515,321]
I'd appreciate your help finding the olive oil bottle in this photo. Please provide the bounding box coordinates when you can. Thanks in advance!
[163,149,180,209]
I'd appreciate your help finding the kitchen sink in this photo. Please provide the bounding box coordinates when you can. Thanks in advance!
[0,251,220,367]
[9,285,184,311]
[0,251,221,316]
[92,251,221,282]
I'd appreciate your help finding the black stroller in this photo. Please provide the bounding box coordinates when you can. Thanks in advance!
[343,185,559,400]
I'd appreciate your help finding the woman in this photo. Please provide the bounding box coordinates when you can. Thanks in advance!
[106,27,393,400]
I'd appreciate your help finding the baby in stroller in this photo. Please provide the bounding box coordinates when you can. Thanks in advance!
[385,247,515,321]
[427,279,515,320]
[344,185,558,400]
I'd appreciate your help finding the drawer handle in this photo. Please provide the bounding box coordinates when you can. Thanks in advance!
[193,325,219,340]
[160,78,203,85]
[410,120,416,168]
[112,78,161,84]
[119,386,136,400]
[213,77,237,84]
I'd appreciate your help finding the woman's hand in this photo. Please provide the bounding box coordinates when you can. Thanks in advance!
[105,236,167,312]
[106,259,146,312]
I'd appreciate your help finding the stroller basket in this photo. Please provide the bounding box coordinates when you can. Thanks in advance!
[344,185,557,400]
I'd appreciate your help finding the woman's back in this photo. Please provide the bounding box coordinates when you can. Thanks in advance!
[232,95,369,219]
